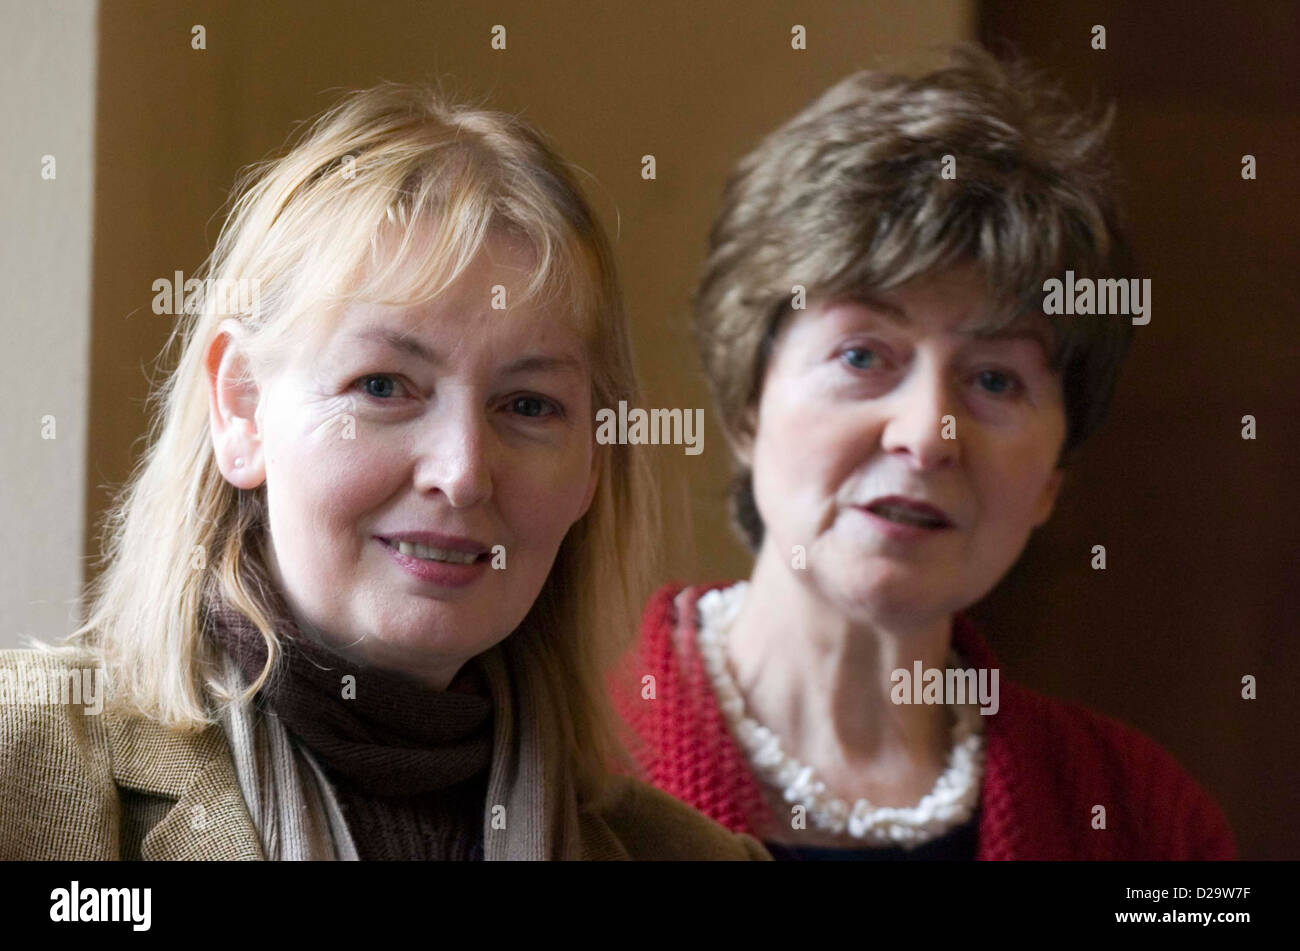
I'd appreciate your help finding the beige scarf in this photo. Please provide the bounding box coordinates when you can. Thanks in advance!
[217,638,585,860]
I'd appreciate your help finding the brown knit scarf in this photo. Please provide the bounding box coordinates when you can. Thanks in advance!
[204,590,494,860]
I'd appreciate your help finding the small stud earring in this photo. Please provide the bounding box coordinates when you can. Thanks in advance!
[234,457,244,469]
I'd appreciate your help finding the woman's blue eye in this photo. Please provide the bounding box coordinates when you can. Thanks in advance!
[360,375,400,399]
[842,347,878,370]
[510,396,556,418]
[977,369,1020,396]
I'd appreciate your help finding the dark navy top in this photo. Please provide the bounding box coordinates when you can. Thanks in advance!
[763,811,979,861]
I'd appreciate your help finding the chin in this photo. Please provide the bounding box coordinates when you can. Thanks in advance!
[386,625,497,663]
[816,569,939,625]
[371,602,472,640]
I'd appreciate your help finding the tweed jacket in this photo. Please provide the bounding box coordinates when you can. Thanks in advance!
[0,649,770,861]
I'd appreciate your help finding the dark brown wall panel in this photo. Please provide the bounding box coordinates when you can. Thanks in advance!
[977,0,1299,860]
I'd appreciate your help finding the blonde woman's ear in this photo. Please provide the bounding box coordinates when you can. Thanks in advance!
[206,319,267,489]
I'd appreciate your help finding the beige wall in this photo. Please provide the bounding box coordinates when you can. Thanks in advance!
[1,0,98,649]
[84,0,973,601]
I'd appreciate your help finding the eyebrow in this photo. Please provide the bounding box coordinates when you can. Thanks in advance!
[961,326,1055,349]
[849,295,1054,352]
[353,327,439,363]
[850,294,908,323]
[348,327,585,375]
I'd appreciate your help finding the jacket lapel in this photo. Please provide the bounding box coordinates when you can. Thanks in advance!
[103,704,626,861]
[106,709,264,860]
[576,807,632,860]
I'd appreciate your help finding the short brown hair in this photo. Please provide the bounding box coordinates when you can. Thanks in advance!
[693,46,1135,550]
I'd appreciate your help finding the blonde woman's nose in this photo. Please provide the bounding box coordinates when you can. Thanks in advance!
[411,405,495,508]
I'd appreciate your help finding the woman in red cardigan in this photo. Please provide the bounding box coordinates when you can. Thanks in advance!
[614,48,1235,860]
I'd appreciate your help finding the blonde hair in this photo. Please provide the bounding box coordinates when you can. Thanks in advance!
[39,82,656,801]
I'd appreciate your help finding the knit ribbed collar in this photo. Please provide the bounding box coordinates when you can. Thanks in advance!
[666,581,1027,859]
[203,588,494,798]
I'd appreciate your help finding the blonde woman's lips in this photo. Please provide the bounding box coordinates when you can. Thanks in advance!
[374,533,492,587]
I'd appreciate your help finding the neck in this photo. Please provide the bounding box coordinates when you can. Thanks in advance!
[292,615,470,693]
[725,543,955,806]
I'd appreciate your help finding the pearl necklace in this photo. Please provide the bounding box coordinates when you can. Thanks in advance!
[695,581,985,847]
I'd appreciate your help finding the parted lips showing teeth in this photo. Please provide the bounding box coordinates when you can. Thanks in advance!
[382,539,484,564]
[864,497,952,528]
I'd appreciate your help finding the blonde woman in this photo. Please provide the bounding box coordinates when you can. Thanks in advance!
[0,83,769,861]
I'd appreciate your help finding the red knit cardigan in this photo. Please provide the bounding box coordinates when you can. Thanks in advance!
[612,582,1237,860]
